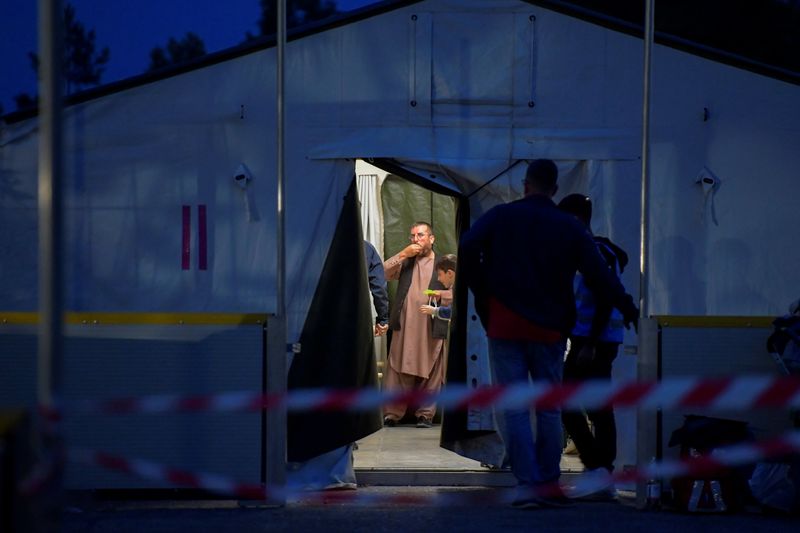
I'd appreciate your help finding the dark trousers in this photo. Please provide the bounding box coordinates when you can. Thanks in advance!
[561,336,619,472]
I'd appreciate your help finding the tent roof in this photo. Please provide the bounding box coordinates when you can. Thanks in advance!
[3,0,798,124]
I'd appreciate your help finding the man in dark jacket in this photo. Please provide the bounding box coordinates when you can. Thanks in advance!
[364,240,389,336]
[459,159,638,509]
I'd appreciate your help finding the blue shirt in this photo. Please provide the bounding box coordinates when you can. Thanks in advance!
[572,239,626,343]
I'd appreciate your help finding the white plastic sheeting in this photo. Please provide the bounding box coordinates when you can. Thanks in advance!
[646,46,800,316]
[0,51,353,342]
[310,0,798,316]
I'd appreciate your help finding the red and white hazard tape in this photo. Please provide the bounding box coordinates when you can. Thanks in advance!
[572,429,800,497]
[46,375,800,419]
[67,449,276,501]
[65,431,800,505]
[18,451,62,497]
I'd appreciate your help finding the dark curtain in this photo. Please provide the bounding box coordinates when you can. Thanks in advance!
[439,196,500,452]
[287,180,381,462]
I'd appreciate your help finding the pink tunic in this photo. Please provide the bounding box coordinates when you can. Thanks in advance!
[385,253,444,378]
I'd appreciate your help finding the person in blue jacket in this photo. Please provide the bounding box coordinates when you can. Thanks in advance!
[558,193,629,501]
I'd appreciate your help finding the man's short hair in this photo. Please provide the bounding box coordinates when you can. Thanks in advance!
[524,159,558,191]
[436,254,457,273]
[558,193,593,226]
[411,221,433,235]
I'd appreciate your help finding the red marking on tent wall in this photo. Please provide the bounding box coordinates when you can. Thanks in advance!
[181,205,191,270]
[198,205,208,270]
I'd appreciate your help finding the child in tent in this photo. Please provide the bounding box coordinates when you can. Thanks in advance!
[419,254,457,321]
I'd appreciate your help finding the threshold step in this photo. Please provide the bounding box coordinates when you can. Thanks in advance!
[355,469,516,487]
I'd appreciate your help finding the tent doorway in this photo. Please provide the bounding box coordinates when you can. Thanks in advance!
[354,158,490,475]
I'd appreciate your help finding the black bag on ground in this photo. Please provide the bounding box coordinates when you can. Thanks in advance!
[668,415,755,512]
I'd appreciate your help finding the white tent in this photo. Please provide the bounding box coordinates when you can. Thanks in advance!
[1,0,798,489]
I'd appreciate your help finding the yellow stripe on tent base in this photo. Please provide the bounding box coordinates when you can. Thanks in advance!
[0,312,267,326]
[655,316,774,328]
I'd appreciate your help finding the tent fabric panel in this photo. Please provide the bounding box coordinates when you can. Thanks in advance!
[284,156,355,342]
[647,43,800,316]
[287,181,381,461]
[531,6,644,131]
[0,46,358,346]
[0,117,39,309]
[307,126,639,164]
[340,9,423,127]
[0,206,37,308]
[439,188,507,465]
[431,13,516,105]
[0,51,280,314]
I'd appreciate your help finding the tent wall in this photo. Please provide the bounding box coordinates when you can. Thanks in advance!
[0,21,355,489]
[2,55,276,312]
[0,49,355,344]
[306,0,799,316]
[647,46,800,316]
[0,322,263,489]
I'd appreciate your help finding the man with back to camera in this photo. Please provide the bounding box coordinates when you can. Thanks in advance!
[459,159,639,509]
[382,222,450,428]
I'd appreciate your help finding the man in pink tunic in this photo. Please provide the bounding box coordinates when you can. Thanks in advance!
[382,222,451,428]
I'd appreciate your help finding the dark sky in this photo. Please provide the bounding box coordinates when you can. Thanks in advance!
[0,0,376,114]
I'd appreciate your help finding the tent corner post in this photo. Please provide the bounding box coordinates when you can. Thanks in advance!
[635,316,659,508]
[263,314,287,506]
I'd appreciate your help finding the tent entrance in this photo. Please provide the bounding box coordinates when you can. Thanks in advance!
[354,159,495,476]
[355,159,481,475]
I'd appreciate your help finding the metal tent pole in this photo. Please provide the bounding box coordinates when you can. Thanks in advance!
[639,4,654,311]
[37,0,64,427]
[37,0,65,526]
[636,0,659,509]
[264,0,288,506]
